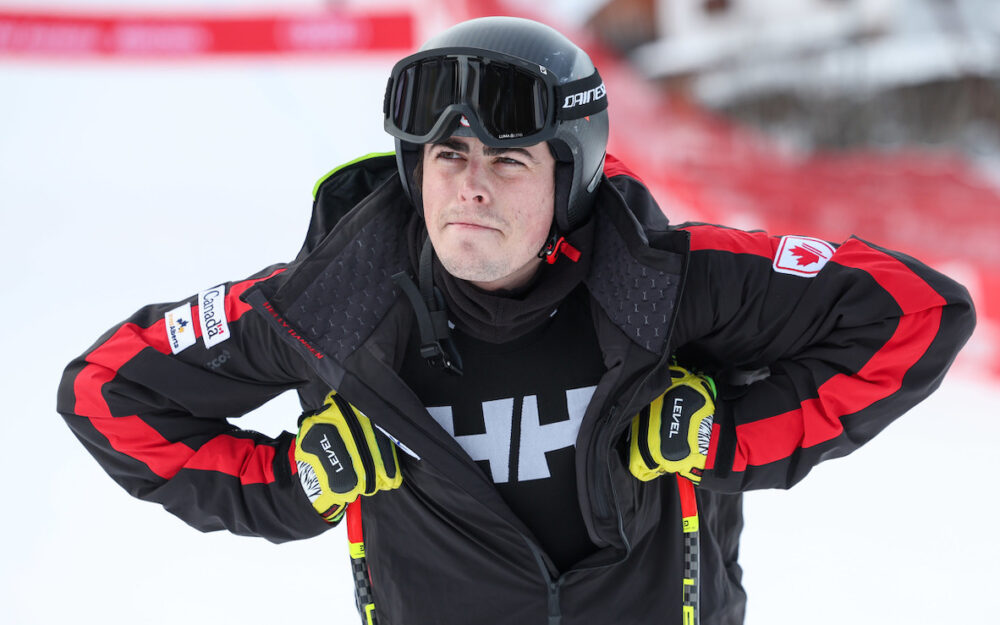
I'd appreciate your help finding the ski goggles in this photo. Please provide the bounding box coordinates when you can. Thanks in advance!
[384,47,607,148]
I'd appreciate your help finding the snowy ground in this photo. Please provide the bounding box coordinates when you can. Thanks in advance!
[2,56,997,625]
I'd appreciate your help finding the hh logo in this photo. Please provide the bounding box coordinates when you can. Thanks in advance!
[427,386,597,484]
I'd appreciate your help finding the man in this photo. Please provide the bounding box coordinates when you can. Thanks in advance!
[58,16,975,625]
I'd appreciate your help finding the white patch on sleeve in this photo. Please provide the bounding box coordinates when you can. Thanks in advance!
[164,303,196,355]
[198,285,231,348]
[773,235,835,278]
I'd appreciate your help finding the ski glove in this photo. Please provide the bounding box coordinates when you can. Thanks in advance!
[629,365,717,485]
[294,390,403,523]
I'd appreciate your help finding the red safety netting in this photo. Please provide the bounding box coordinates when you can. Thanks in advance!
[0,10,413,56]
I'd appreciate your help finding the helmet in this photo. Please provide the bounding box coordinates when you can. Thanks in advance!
[383,16,609,233]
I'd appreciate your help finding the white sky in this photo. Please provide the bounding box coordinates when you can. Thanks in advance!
[1,12,997,625]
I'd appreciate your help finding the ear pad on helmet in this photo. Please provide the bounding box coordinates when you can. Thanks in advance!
[399,142,423,214]
[553,160,575,232]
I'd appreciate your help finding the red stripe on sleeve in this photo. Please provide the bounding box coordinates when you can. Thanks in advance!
[185,435,277,485]
[732,307,941,470]
[71,270,285,484]
[832,243,945,313]
[728,239,946,471]
[98,415,201,480]
[683,224,778,258]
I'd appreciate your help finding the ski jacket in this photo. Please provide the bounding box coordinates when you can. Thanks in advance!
[57,153,975,625]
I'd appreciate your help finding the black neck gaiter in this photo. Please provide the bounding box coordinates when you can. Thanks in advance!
[406,216,595,344]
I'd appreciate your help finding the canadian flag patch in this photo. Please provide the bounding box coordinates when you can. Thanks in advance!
[772,235,835,277]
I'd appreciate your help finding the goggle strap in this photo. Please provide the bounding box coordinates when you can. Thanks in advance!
[555,70,608,121]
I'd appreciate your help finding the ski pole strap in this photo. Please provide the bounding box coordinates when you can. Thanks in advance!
[347,500,378,625]
[677,475,700,625]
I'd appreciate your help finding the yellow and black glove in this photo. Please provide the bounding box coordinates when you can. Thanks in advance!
[295,390,402,523]
[629,365,717,485]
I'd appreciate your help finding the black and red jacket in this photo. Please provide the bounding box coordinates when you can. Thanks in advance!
[57,153,974,624]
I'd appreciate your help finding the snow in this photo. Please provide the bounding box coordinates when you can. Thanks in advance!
[2,50,997,625]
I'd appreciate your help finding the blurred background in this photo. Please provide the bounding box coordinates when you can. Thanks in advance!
[2,1,997,624]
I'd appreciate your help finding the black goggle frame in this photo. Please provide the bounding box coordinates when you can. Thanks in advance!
[384,46,606,149]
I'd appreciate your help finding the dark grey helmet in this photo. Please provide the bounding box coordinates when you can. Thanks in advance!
[385,16,609,233]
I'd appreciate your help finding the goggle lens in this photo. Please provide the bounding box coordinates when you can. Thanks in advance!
[478,62,548,139]
[389,55,551,143]
[392,58,461,137]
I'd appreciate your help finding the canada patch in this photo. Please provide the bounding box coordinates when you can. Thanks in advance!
[164,303,196,354]
[773,235,835,277]
[198,285,230,348]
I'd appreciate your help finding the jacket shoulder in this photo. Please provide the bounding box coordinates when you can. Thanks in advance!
[586,175,688,357]
[603,155,670,234]
[297,153,398,259]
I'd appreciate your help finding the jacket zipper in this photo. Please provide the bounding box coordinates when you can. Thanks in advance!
[588,233,691,550]
[600,233,692,540]
[525,539,564,625]
[589,407,614,520]
[250,289,668,622]
[351,376,629,625]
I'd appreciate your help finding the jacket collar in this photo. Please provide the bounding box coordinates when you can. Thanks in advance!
[250,171,687,375]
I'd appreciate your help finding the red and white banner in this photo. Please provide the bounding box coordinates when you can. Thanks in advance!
[0,11,413,56]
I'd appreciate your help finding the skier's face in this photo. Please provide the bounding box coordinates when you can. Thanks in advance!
[421,135,555,291]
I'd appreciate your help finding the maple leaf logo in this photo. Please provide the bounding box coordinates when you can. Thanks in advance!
[773,236,834,277]
[789,243,826,267]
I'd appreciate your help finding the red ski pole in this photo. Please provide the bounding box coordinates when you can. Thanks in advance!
[347,499,378,625]
[677,475,701,625]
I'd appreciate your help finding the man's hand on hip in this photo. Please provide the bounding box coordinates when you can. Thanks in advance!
[295,390,402,522]
[629,365,716,485]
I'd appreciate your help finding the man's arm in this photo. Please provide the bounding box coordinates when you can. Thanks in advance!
[56,264,331,542]
[670,225,976,492]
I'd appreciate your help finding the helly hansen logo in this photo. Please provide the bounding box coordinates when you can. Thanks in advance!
[260,300,325,360]
[562,83,606,109]
[198,285,230,348]
[427,386,596,484]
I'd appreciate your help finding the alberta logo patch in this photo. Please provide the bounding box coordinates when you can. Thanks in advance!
[198,285,230,348]
[164,303,196,354]
[773,235,835,277]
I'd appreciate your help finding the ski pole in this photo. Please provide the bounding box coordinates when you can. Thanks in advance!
[347,499,378,625]
[677,475,700,625]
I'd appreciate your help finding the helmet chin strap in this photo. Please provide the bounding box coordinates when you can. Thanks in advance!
[539,157,582,265]
[538,226,581,265]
